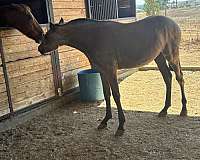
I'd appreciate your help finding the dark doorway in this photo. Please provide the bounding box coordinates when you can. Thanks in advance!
[0,0,49,27]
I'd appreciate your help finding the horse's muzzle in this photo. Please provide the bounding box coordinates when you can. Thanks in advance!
[38,45,46,55]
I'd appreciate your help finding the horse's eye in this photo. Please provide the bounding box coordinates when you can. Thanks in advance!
[43,40,48,45]
[44,35,48,40]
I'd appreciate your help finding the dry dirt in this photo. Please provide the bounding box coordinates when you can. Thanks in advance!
[1,70,200,160]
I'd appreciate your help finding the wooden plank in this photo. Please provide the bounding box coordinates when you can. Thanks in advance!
[5,56,52,75]
[3,42,38,54]
[13,91,55,112]
[0,91,9,116]
[0,27,46,62]
[2,35,34,46]
[0,27,47,38]
[10,76,54,103]
[53,8,85,17]
[53,1,85,9]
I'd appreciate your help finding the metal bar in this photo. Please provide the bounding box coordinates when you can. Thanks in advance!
[95,1,99,20]
[105,0,109,20]
[0,38,14,115]
[139,66,200,71]
[108,0,112,19]
[88,0,92,18]
[110,0,114,19]
[103,0,106,20]
[99,0,103,20]
[116,0,119,18]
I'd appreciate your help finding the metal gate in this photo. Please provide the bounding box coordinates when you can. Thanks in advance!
[87,0,136,20]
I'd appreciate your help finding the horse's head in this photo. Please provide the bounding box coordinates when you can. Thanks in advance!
[8,4,44,43]
[38,18,65,54]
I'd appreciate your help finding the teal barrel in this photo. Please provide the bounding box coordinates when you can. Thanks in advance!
[78,69,104,102]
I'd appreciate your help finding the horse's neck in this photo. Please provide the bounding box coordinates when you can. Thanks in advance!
[61,25,92,53]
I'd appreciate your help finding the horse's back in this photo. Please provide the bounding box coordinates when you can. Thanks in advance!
[113,16,181,68]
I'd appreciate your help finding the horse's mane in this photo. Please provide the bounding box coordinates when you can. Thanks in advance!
[0,3,30,12]
[68,18,99,25]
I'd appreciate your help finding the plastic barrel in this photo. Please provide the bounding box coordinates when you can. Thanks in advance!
[78,69,104,102]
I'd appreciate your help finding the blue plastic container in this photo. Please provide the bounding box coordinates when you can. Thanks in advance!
[78,69,104,102]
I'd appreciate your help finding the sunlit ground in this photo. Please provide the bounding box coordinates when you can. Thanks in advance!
[100,70,200,117]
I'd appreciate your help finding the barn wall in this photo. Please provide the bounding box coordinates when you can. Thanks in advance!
[0,0,90,117]
[52,0,90,91]
[0,29,55,116]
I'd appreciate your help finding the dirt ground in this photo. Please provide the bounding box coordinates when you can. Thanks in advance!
[1,70,200,160]
[179,41,200,67]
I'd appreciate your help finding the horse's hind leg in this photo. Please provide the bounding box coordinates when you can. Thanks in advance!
[155,54,172,117]
[169,61,187,116]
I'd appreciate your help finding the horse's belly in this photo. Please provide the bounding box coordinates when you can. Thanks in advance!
[117,51,159,69]
[118,59,152,69]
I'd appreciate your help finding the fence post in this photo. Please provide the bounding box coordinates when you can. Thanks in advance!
[46,0,63,96]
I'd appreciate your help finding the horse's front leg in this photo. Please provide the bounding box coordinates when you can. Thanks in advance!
[108,72,125,136]
[97,73,112,130]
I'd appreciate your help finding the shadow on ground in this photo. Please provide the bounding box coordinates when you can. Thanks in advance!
[1,101,200,160]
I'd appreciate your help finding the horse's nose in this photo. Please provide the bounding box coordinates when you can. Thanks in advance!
[36,39,42,44]
[35,39,41,44]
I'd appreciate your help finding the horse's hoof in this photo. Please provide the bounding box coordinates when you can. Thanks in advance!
[158,110,167,117]
[97,123,107,130]
[180,110,187,117]
[115,129,124,137]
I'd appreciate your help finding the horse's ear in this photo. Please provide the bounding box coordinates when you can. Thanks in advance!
[59,18,64,25]
[11,3,18,7]
[11,3,31,12]
[20,4,31,12]
[11,3,20,9]
[49,22,55,29]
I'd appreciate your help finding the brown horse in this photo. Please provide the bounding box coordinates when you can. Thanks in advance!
[0,3,44,43]
[38,16,187,136]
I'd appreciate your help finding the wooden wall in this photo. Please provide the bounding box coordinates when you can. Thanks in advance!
[0,0,90,117]
[0,29,55,116]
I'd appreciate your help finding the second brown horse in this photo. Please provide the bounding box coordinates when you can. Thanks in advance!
[0,3,44,43]
[38,16,187,136]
